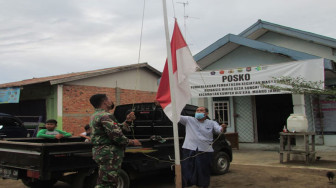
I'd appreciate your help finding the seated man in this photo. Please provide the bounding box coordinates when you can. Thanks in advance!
[37,119,72,139]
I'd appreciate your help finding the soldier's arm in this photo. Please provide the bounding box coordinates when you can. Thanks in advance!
[120,122,131,132]
[108,114,131,132]
[119,112,135,132]
[101,115,129,146]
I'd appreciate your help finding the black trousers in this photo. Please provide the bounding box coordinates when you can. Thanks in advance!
[181,148,213,188]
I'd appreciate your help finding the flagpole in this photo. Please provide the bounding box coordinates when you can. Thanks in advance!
[162,1,182,188]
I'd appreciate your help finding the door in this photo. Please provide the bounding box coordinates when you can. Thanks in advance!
[0,99,46,121]
[256,94,293,142]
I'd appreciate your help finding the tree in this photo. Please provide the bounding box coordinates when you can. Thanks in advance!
[261,76,336,100]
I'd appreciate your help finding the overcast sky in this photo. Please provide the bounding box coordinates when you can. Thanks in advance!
[1,0,336,84]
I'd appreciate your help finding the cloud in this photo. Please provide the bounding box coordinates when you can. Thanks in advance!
[0,0,336,84]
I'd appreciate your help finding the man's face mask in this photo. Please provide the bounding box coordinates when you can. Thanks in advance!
[195,113,205,119]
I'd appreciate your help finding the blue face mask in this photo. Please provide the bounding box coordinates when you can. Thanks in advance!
[195,113,205,119]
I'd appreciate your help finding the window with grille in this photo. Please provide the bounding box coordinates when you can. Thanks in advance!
[213,101,230,126]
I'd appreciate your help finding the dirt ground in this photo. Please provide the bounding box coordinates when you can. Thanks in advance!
[1,164,335,188]
[133,162,336,188]
[211,164,336,188]
[1,144,335,188]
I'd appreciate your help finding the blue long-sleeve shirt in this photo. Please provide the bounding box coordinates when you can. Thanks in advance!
[179,116,222,152]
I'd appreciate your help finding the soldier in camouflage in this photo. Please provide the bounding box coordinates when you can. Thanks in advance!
[89,94,141,188]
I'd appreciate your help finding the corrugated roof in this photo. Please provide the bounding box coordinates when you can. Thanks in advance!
[0,63,161,88]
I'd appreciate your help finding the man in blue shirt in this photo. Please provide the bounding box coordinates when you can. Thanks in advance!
[179,106,226,188]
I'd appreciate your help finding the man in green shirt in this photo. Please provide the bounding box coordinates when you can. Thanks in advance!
[36,119,72,139]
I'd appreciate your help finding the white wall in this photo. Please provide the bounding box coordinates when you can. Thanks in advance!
[258,32,336,62]
[323,135,336,146]
[260,32,336,146]
[206,46,293,70]
[66,68,159,92]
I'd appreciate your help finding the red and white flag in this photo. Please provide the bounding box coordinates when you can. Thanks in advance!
[156,20,199,121]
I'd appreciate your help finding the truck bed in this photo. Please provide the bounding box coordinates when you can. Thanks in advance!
[0,137,96,180]
[0,136,178,180]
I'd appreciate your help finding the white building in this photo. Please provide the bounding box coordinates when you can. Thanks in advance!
[192,20,336,146]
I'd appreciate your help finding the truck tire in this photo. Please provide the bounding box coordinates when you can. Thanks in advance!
[118,169,130,188]
[21,177,57,188]
[83,169,98,188]
[211,151,230,175]
[83,169,130,188]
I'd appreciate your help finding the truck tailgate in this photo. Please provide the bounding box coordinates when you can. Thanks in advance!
[0,141,42,170]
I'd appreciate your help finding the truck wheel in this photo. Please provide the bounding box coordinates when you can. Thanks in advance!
[83,169,130,188]
[118,169,130,188]
[83,169,98,188]
[21,177,57,188]
[211,151,230,175]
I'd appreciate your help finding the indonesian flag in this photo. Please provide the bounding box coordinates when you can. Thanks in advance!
[156,20,199,121]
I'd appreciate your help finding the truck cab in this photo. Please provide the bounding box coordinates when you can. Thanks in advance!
[114,103,232,175]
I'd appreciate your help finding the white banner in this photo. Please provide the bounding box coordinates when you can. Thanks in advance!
[189,59,324,98]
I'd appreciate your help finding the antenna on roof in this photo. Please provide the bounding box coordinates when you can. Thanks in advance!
[176,1,199,43]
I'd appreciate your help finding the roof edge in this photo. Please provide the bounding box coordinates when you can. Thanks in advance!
[194,34,230,62]
[238,19,264,37]
[239,19,336,48]
[194,34,319,64]
[50,63,161,85]
[0,63,161,88]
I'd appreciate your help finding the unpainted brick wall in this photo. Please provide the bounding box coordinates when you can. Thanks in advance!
[62,85,156,136]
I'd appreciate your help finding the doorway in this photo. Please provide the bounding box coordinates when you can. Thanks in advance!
[256,94,293,142]
[0,99,46,121]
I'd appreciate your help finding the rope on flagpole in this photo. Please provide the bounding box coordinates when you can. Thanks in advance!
[138,131,225,164]
[127,0,146,148]
[131,0,146,109]
[124,0,226,167]
[171,0,176,18]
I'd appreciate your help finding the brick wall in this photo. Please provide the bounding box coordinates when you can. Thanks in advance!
[62,85,156,136]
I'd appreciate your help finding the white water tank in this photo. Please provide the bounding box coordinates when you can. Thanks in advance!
[287,114,308,132]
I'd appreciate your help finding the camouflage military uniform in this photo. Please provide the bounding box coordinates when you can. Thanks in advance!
[90,108,129,188]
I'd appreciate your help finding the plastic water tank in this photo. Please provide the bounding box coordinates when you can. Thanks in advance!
[287,114,308,132]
